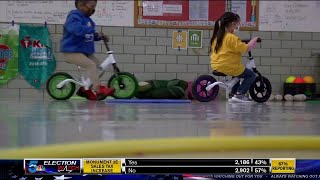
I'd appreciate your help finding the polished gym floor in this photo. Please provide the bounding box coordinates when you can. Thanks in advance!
[0,98,319,149]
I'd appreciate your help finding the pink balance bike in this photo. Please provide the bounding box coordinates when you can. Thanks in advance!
[192,38,272,103]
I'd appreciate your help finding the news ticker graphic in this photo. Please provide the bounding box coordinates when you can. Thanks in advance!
[271,158,295,174]
[24,159,82,174]
[23,158,296,175]
[124,159,270,166]
[123,166,271,174]
[82,159,122,174]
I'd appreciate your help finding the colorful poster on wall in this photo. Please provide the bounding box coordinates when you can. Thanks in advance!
[136,0,258,30]
[226,0,248,24]
[189,0,208,20]
[188,30,202,48]
[172,31,187,50]
[0,24,19,87]
[142,0,163,16]
[18,25,56,89]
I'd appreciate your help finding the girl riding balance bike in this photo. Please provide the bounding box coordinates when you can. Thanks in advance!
[192,12,271,103]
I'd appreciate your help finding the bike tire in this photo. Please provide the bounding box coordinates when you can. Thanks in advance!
[46,72,76,100]
[107,72,139,99]
[249,76,272,103]
[192,75,219,102]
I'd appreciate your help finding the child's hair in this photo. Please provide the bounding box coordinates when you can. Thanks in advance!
[209,12,240,53]
[75,0,97,8]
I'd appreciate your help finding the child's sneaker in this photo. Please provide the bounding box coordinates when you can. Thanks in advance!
[231,94,254,103]
[76,87,97,100]
[86,90,97,100]
[76,86,114,101]
[96,86,115,101]
[76,87,87,97]
[99,85,115,96]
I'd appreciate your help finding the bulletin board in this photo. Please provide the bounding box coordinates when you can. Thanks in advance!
[259,1,320,32]
[134,0,259,31]
[0,1,134,27]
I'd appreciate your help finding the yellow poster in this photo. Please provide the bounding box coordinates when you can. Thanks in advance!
[172,31,187,49]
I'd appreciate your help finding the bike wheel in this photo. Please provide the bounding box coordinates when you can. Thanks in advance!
[192,75,219,102]
[249,76,272,103]
[46,72,76,100]
[108,72,139,99]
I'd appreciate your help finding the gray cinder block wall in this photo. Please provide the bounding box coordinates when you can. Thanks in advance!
[0,24,319,100]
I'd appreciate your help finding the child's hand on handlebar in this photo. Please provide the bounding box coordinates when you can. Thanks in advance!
[95,32,109,42]
[252,37,261,42]
[247,37,260,51]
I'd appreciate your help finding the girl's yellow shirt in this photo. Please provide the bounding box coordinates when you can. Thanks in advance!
[210,32,248,76]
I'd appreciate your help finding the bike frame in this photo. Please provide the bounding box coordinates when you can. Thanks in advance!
[56,39,120,90]
[205,50,260,99]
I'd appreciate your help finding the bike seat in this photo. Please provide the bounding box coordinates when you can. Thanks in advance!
[212,70,227,77]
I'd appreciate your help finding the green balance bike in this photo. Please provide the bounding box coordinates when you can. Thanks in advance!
[46,37,139,100]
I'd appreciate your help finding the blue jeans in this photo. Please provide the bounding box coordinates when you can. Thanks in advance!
[231,68,256,95]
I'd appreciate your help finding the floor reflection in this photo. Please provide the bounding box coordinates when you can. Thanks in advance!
[0,100,319,149]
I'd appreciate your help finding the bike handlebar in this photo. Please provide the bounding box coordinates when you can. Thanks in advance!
[101,36,110,51]
[242,38,261,44]
[257,38,261,43]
